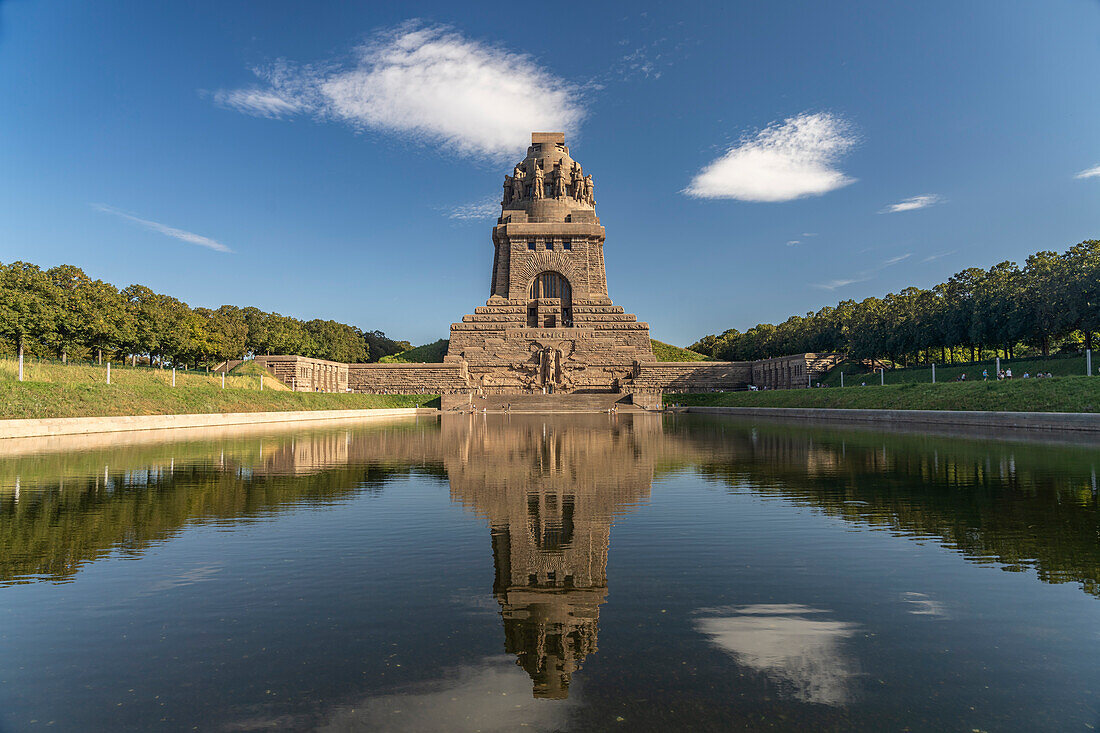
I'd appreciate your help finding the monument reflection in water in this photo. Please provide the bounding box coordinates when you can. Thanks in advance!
[444,415,654,698]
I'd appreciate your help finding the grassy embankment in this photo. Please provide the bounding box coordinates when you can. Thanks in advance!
[379,339,450,363]
[818,353,1089,387]
[0,359,436,420]
[651,339,710,362]
[382,338,709,363]
[673,375,1100,413]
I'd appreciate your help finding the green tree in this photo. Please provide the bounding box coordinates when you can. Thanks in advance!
[0,262,58,362]
[1063,240,1100,351]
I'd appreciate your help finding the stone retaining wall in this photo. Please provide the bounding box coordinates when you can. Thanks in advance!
[681,406,1100,433]
[632,362,752,393]
[348,363,469,394]
[0,408,432,439]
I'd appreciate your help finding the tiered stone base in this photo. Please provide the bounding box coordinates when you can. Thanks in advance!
[447,297,655,394]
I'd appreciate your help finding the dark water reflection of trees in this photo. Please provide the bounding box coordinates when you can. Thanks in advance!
[1,415,1097,602]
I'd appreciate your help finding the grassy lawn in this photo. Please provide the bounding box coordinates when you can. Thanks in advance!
[0,359,437,420]
[820,353,1089,387]
[651,339,710,362]
[671,376,1100,413]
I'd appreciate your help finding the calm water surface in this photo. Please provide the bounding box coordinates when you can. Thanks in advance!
[1,414,1098,731]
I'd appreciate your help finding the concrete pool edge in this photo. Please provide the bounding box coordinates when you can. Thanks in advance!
[678,406,1100,433]
[0,407,440,439]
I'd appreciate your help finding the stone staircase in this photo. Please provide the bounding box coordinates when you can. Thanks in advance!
[468,392,640,413]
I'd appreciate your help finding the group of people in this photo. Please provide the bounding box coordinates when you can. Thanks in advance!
[976,368,1056,380]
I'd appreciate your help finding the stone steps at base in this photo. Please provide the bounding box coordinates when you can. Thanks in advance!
[468,393,641,412]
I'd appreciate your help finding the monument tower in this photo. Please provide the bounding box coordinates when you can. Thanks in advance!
[446,133,656,396]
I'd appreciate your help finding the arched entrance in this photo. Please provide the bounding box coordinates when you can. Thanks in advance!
[527,271,573,327]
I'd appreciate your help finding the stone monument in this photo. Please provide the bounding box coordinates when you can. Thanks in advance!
[446,133,656,397]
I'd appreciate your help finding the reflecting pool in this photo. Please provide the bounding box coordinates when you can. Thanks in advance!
[1,414,1098,731]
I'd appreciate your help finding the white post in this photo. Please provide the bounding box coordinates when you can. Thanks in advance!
[172,367,176,387]
[18,352,23,382]
[932,363,936,383]
[881,368,885,386]
[840,372,844,388]
[1088,349,1093,377]
[106,362,111,385]
[260,374,263,391]
[996,356,1001,376]
[222,371,225,389]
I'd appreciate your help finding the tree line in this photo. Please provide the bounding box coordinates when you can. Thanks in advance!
[0,261,411,367]
[690,240,1100,365]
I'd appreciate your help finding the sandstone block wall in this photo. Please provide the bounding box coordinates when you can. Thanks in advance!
[348,363,469,394]
[751,353,843,390]
[254,355,349,393]
[632,362,753,393]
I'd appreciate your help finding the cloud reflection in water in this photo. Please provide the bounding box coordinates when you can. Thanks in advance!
[314,656,577,733]
[695,604,861,705]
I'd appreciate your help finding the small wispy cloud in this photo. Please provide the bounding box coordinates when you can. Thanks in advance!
[882,253,912,266]
[212,22,585,160]
[444,197,499,221]
[881,194,944,213]
[93,204,232,253]
[786,240,800,247]
[812,252,911,291]
[213,88,303,118]
[921,250,955,263]
[802,232,818,237]
[1075,164,1100,179]
[684,112,858,202]
[813,277,870,291]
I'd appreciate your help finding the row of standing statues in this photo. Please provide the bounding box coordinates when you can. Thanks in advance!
[503,159,594,206]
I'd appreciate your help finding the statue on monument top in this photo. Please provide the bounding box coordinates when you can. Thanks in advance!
[553,161,568,199]
[571,162,584,201]
[582,175,594,206]
[532,159,545,200]
[510,164,525,203]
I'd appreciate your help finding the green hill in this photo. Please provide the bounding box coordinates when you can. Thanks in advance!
[379,339,449,363]
[651,339,710,362]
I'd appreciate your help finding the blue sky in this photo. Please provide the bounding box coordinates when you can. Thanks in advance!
[1,0,1098,346]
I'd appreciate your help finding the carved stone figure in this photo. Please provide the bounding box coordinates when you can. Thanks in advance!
[532,160,545,200]
[583,175,594,205]
[572,163,584,200]
[553,163,567,199]
[503,175,513,205]
[511,165,525,202]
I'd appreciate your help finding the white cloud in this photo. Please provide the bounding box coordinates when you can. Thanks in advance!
[921,250,955,263]
[684,112,858,202]
[812,253,911,290]
[882,253,912,266]
[1075,164,1100,179]
[213,88,303,118]
[695,604,861,705]
[802,232,818,237]
[881,194,944,213]
[445,197,500,220]
[786,240,800,247]
[214,23,585,160]
[813,277,870,291]
[93,204,232,253]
